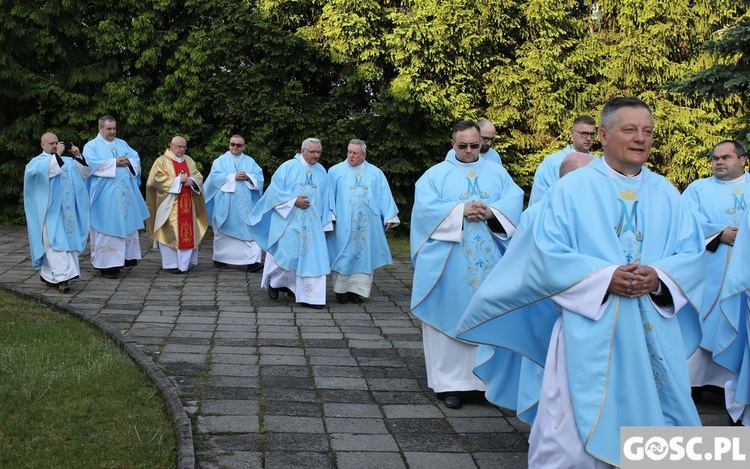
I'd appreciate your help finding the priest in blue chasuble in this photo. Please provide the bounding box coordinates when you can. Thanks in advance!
[713,202,750,426]
[248,138,332,309]
[327,139,399,304]
[24,133,90,293]
[204,134,265,271]
[410,120,523,410]
[458,97,705,468]
[682,140,749,392]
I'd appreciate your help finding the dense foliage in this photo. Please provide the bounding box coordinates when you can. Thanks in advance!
[1,0,748,224]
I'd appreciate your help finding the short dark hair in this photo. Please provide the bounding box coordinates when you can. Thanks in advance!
[572,115,596,127]
[714,140,746,159]
[452,120,481,140]
[600,97,652,131]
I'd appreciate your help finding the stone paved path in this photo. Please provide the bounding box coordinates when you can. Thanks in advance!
[0,226,727,468]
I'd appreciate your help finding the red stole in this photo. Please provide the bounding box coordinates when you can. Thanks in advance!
[172,159,195,249]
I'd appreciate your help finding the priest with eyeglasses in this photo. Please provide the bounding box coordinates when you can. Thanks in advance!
[410,120,523,409]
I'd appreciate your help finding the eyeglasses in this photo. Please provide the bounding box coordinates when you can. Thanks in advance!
[172,144,187,149]
[229,143,244,147]
[481,136,494,143]
[456,143,481,150]
[304,149,322,155]
[573,130,597,139]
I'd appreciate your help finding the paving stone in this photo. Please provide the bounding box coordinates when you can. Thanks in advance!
[386,419,452,434]
[315,377,368,390]
[474,451,528,469]
[448,417,515,433]
[197,415,259,434]
[382,405,444,419]
[208,376,259,388]
[205,451,263,469]
[264,401,323,417]
[263,415,325,433]
[323,403,382,418]
[335,452,406,469]
[325,418,388,434]
[265,451,334,469]
[201,399,259,415]
[366,378,421,392]
[260,365,309,377]
[262,433,330,452]
[404,452,478,469]
[311,365,363,378]
[331,432,399,453]
[210,364,259,377]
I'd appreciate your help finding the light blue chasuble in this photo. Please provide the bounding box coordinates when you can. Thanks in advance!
[326,161,399,275]
[410,152,523,337]
[528,144,574,206]
[83,134,149,237]
[204,152,264,241]
[682,174,750,353]
[24,153,90,269]
[713,207,750,411]
[458,157,704,465]
[444,147,503,166]
[248,154,331,277]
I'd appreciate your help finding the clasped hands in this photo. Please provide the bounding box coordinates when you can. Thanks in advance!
[235,171,250,181]
[463,200,493,222]
[295,195,311,210]
[179,171,194,188]
[608,264,659,299]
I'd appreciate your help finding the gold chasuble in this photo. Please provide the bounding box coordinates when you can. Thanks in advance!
[146,150,208,249]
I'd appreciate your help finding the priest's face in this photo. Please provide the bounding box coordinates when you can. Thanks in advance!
[347,144,366,167]
[452,127,482,163]
[170,137,188,158]
[712,142,746,181]
[301,142,322,165]
[99,119,117,142]
[599,106,653,175]
[229,137,245,157]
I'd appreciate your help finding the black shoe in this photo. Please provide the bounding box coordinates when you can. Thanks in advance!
[300,302,325,309]
[58,281,70,293]
[164,268,183,274]
[444,395,463,409]
[335,293,349,304]
[124,259,138,267]
[213,260,227,268]
[268,286,279,300]
[100,269,118,279]
[247,262,264,272]
[348,292,363,304]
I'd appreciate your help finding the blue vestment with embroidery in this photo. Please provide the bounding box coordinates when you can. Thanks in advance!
[326,161,398,275]
[458,157,704,465]
[410,152,523,337]
[248,154,331,277]
[83,134,149,237]
[682,174,750,354]
[714,207,750,411]
[204,152,264,241]
[24,153,90,269]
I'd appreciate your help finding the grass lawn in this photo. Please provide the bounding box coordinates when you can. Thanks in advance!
[387,231,410,261]
[0,289,176,468]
